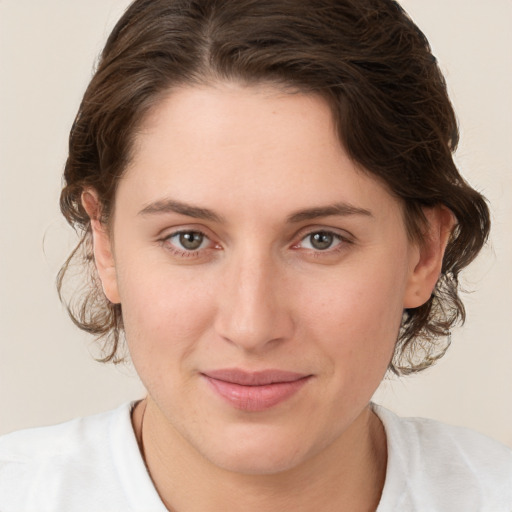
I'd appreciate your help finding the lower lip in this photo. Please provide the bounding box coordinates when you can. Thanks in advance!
[204,376,311,412]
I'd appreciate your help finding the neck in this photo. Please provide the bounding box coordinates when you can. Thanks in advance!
[132,399,386,512]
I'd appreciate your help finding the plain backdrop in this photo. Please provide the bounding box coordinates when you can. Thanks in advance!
[0,0,511,447]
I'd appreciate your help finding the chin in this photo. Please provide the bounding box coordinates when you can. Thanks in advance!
[209,448,306,476]
[195,423,322,476]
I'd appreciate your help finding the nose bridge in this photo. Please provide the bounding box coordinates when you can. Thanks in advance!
[215,244,292,351]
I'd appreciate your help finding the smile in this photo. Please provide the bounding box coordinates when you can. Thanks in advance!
[201,369,312,412]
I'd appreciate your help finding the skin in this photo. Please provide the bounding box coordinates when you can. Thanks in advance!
[84,83,453,511]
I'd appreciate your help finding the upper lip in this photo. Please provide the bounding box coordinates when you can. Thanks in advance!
[202,369,310,386]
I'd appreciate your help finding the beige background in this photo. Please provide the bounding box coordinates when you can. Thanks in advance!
[1,0,511,446]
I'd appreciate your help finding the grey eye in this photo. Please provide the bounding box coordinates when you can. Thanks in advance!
[300,231,342,251]
[173,231,206,250]
[309,232,334,250]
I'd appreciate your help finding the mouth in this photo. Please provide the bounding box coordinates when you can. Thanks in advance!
[201,369,312,412]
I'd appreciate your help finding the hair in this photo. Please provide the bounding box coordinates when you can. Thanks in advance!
[58,0,490,375]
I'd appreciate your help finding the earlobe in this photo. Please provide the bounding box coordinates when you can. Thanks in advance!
[403,206,455,309]
[81,190,121,304]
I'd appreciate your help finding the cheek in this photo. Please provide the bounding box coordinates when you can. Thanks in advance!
[299,259,407,368]
[116,261,216,367]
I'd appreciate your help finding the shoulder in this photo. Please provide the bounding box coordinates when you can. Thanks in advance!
[0,404,123,459]
[0,403,131,476]
[0,402,160,512]
[374,404,512,511]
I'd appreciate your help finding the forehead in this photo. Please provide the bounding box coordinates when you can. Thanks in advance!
[119,83,403,225]
[132,82,340,168]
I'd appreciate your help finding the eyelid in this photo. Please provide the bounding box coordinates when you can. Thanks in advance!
[166,230,210,250]
[300,232,341,249]
[157,222,213,239]
[159,225,222,257]
[288,226,355,259]
[158,224,354,260]
[292,225,354,244]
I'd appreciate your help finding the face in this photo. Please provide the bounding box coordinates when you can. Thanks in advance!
[92,83,438,475]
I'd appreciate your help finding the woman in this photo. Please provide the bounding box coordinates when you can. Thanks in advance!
[1,0,511,510]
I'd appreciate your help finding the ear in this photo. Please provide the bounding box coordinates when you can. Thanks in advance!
[82,190,121,304]
[403,206,455,309]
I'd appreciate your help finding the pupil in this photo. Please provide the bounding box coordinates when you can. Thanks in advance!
[179,232,203,250]
[311,232,333,250]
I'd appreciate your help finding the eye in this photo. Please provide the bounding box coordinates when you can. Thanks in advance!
[167,231,210,251]
[299,231,343,251]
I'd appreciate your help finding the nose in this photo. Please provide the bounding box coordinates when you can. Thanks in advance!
[214,249,294,353]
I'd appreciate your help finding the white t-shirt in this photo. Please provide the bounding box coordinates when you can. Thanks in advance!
[0,402,511,511]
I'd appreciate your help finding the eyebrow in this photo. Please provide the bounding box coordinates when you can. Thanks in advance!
[138,198,372,223]
[286,203,373,223]
[138,199,224,223]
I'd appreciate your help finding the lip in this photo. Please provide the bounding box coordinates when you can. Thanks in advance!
[202,369,312,412]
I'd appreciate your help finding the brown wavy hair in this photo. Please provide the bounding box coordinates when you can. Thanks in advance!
[58,0,490,374]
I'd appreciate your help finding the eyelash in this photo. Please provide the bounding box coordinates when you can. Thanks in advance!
[160,229,351,259]
[161,230,214,259]
[292,231,347,254]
